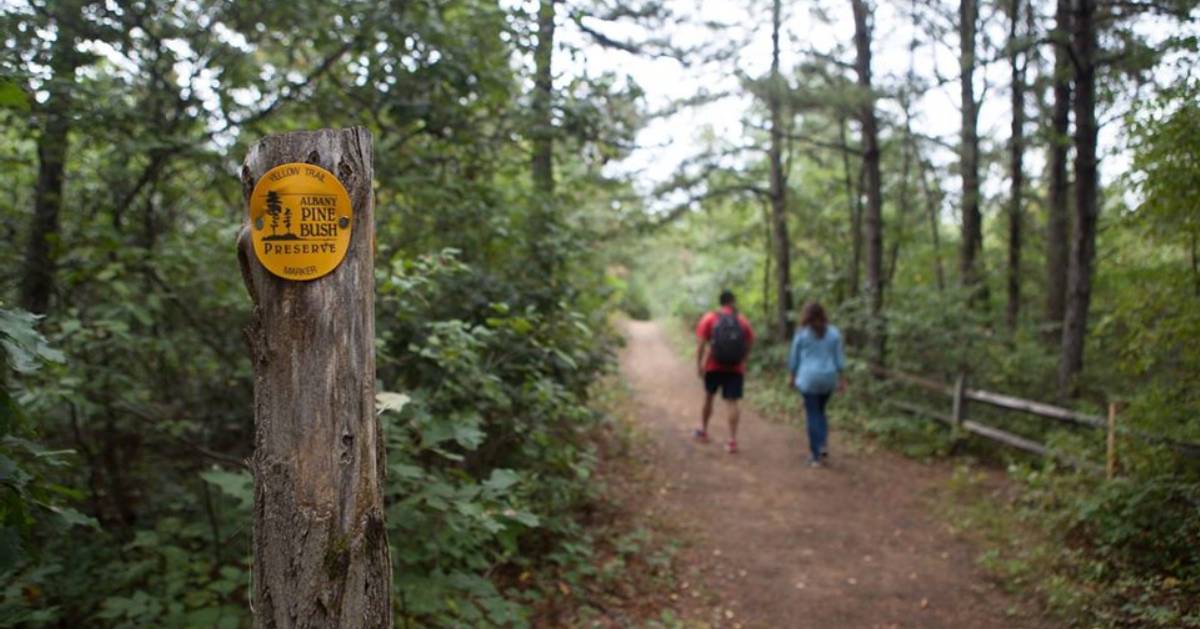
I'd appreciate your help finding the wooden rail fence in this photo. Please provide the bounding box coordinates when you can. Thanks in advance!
[869,365,1200,477]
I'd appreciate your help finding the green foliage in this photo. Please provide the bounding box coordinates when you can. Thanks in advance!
[1130,80,1200,245]
[0,80,28,112]
[372,248,618,625]
[621,52,1200,629]
[1,0,645,624]
[949,465,1200,629]
[0,307,93,576]
[1060,478,1200,581]
[0,310,65,374]
[2,0,1197,625]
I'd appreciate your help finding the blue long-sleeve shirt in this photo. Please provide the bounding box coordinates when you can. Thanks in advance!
[788,325,845,394]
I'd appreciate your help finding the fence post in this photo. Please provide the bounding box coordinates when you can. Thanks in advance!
[1107,402,1119,480]
[236,128,391,627]
[951,372,966,434]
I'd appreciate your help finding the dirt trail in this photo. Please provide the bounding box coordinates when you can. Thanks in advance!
[619,320,1042,629]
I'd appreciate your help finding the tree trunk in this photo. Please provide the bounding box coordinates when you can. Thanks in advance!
[959,0,985,302]
[1044,0,1072,337]
[1059,0,1097,397]
[1192,231,1199,297]
[236,128,391,628]
[19,9,81,314]
[839,117,862,301]
[916,148,947,291]
[762,200,774,323]
[851,0,885,364]
[1007,0,1026,331]
[769,0,794,340]
[532,0,556,195]
[21,107,70,315]
[890,92,916,285]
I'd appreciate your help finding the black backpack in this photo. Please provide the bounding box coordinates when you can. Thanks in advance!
[710,311,747,365]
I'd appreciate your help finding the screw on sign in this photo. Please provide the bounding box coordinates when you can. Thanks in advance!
[248,162,353,281]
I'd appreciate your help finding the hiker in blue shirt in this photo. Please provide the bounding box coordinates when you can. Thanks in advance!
[787,302,846,467]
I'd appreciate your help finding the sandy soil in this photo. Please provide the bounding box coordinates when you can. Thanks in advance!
[617,320,1046,629]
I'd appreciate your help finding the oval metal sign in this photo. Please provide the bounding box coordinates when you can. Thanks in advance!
[248,163,353,281]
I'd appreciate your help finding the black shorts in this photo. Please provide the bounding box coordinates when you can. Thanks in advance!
[704,371,744,400]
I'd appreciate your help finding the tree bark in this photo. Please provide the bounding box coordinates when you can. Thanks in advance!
[236,128,391,628]
[768,0,794,340]
[1192,231,1199,297]
[1059,0,1098,397]
[890,90,916,285]
[19,7,82,314]
[1007,0,1027,331]
[1044,0,1072,337]
[532,0,556,195]
[851,0,885,364]
[762,200,774,323]
[902,2,943,293]
[959,0,985,302]
[839,117,863,301]
[916,148,947,292]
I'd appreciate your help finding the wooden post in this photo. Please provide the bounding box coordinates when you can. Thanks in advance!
[236,128,391,628]
[1107,401,1118,480]
[951,372,966,433]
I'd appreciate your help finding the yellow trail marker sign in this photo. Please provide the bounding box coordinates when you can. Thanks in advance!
[249,163,352,281]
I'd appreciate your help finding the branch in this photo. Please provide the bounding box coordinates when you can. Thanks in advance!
[574,19,643,54]
[646,148,765,197]
[569,11,694,62]
[643,89,736,119]
[907,130,956,151]
[745,122,863,155]
[223,37,357,131]
[105,30,360,220]
[117,402,250,470]
[1100,0,1196,20]
[587,2,669,22]
[642,183,768,231]
[802,48,856,72]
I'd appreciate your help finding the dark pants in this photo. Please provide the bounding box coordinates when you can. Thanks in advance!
[704,371,744,400]
[802,392,832,461]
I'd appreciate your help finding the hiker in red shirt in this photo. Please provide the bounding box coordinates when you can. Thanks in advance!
[694,290,755,453]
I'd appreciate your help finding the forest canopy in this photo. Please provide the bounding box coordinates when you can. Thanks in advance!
[2,0,1199,626]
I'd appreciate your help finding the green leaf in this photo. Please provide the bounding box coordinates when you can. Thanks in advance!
[502,509,539,528]
[0,308,65,374]
[0,389,19,436]
[45,505,99,529]
[0,526,25,569]
[200,468,253,510]
[453,422,485,449]
[0,81,28,112]
[389,463,425,480]
[0,453,30,490]
[185,608,222,626]
[482,469,520,493]
[553,348,578,370]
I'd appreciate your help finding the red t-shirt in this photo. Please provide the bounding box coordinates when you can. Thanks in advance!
[696,307,755,374]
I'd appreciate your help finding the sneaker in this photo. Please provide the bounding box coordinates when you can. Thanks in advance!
[692,428,710,443]
[820,449,829,460]
[725,440,738,454]
[807,458,823,468]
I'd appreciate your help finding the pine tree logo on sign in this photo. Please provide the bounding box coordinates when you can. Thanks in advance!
[248,163,353,281]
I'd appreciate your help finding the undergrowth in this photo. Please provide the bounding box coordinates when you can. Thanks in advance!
[665,315,1199,628]
[541,372,702,629]
[940,464,1200,628]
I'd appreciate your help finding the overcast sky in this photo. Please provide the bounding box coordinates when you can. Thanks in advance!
[564,0,1193,213]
